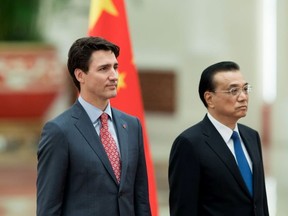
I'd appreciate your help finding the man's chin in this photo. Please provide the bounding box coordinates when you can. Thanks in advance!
[108,92,117,99]
[238,112,247,118]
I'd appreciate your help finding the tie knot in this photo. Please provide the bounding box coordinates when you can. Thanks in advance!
[100,113,109,125]
[231,131,240,141]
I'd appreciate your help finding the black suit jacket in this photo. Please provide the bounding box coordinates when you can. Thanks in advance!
[37,101,151,216]
[169,115,269,216]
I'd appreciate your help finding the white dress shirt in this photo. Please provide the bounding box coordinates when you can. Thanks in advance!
[207,112,253,172]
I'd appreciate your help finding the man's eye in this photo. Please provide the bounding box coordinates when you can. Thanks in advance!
[229,88,239,95]
[99,67,107,71]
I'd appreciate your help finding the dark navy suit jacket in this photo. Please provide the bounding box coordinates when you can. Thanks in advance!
[37,101,151,216]
[169,115,269,216]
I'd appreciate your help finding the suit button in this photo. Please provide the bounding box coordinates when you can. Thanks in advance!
[118,192,123,197]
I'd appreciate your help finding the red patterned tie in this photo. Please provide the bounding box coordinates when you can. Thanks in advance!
[100,113,121,183]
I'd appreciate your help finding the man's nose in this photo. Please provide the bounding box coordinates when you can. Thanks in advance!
[109,69,118,80]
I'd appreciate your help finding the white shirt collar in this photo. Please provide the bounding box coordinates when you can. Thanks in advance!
[78,96,112,124]
[207,112,239,143]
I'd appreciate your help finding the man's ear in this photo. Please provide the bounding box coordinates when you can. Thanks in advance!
[204,91,215,108]
[74,68,84,83]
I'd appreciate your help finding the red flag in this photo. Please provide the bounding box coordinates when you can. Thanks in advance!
[88,0,158,215]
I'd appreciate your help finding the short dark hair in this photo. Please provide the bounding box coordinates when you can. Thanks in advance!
[198,61,240,107]
[67,36,120,91]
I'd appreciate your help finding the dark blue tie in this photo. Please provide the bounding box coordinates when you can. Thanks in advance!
[231,131,253,196]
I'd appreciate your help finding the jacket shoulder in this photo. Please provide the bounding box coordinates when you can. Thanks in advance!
[238,123,258,134]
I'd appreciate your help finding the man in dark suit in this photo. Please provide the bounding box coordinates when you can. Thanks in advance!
[169,61,269,216]
[37,37,151,216]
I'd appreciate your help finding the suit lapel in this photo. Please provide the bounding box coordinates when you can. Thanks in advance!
[71,102,119,184]
[239,127,260,197]
[202,116,251,196]
[238,127,258,167]
[112,109,129,188]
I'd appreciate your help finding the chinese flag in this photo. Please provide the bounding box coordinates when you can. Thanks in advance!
[88,0,158,215]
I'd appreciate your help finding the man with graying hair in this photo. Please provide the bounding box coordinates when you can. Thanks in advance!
[169,61,269,216]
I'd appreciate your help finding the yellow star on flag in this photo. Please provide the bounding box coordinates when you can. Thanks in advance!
[89,0,119,31]
[117,72,127,91]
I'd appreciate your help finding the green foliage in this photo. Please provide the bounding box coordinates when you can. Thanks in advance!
[0,0,42,41]
[0,0,70,41]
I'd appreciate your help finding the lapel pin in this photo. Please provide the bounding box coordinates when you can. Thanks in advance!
[122,124,127,129]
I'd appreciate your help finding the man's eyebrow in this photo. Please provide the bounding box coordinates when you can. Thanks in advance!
[228,82,249,88]
[98,63,111,68]
[100,62,118,67]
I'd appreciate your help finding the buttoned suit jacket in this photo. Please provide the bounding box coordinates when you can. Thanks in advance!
[169,115,269,216]
[37,101,151,216]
